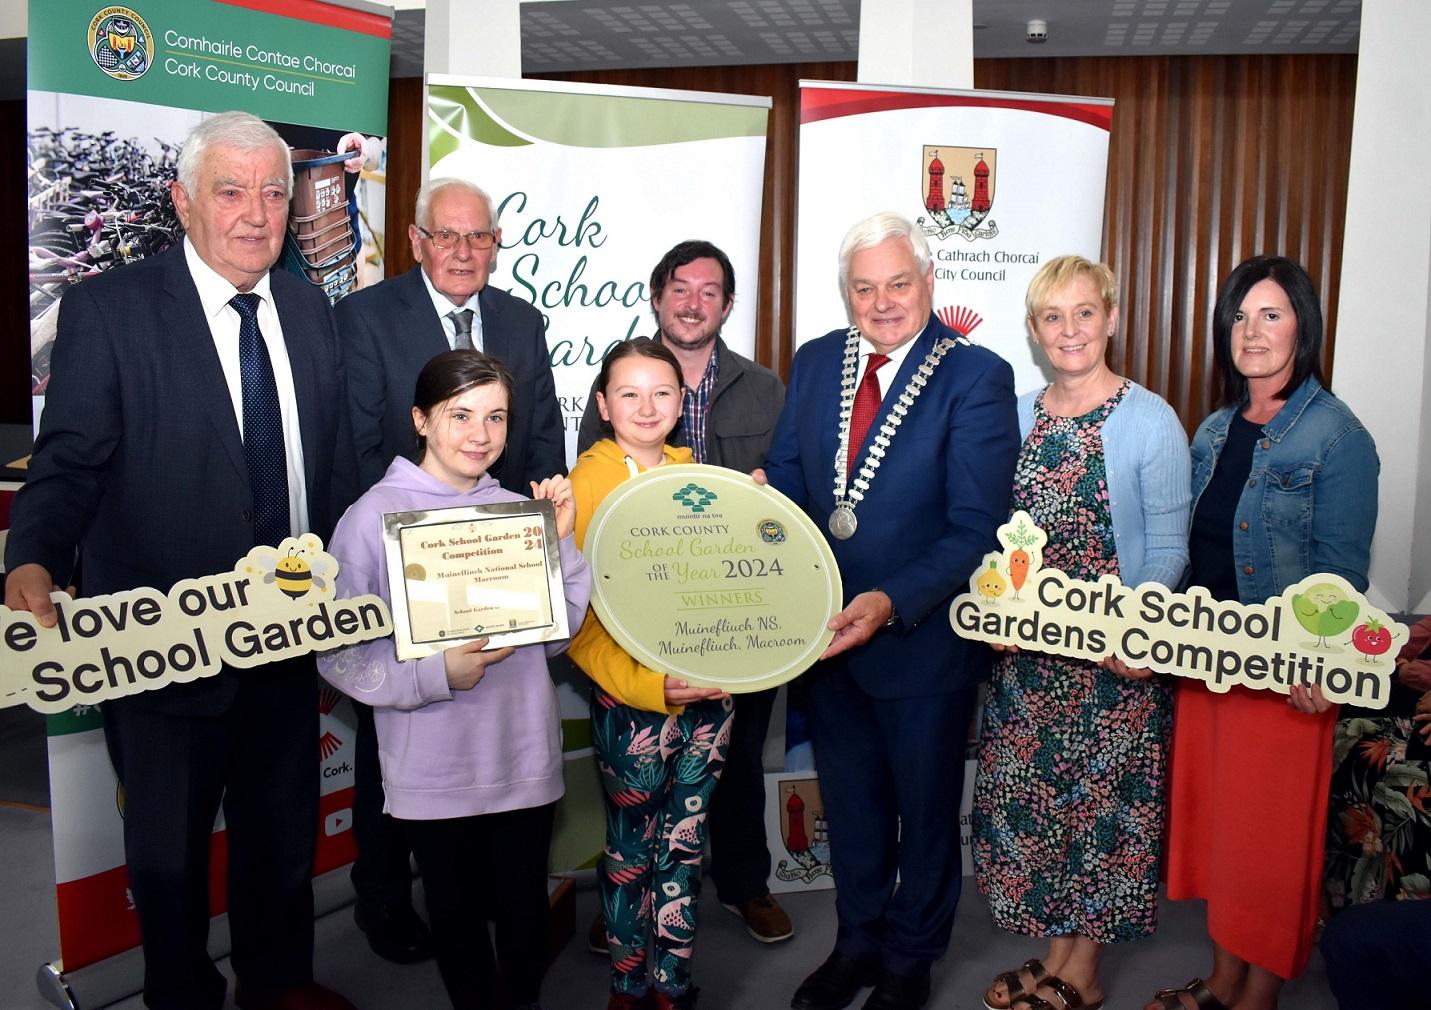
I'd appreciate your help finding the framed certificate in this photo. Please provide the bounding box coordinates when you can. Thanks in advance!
[381,501,569,661]
[584,464,842,693]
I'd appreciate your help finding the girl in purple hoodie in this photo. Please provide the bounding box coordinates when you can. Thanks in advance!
[318,350,590,1010]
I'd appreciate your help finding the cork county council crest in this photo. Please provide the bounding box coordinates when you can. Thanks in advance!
[917,145,998,243]
[88,6,154,82]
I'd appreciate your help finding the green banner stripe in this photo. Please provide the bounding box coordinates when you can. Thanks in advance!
[561,717,593,752]
[434,85,767,148]
[428,88,531,157]
[46,707,105,737]
[28,0,389,134]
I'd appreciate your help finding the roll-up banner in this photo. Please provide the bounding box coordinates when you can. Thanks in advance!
[790,83,1113,849]
[424,76,770,868]
[24,1,390,1001]
[794,81,1113,393]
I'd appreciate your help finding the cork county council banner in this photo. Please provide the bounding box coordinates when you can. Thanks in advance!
[24,0,391,1001]
[425,75,770,872]
[793,82,1113,395]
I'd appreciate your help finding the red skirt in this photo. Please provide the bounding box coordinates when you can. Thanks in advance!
[1163,680,1336,979]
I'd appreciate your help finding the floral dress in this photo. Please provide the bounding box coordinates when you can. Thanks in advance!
[972,381,1172,944]
[1323,618,1431,910]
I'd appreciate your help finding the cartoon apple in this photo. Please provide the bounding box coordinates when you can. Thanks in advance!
[1351,619,1393,662]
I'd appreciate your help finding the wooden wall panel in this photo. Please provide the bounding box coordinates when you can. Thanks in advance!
[976,55,1357,428]
[378,53,1359,430]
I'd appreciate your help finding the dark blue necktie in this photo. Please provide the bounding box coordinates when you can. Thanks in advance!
[229,293,291,546]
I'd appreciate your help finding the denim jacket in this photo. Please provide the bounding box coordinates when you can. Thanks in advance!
[1190,376,1378,602]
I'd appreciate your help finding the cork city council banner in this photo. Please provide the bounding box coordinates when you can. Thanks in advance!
[24,0,391,998]
[425,75,769,871]
[793,81,1113,395]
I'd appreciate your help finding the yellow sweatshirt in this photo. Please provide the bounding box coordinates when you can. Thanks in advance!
[569,438,694,714]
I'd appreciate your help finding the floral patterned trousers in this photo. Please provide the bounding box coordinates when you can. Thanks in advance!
[591,686,733,997]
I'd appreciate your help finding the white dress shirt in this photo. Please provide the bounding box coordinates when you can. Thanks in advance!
[184,238,310,536]
[858,331,919,400]
[418,268,485,350]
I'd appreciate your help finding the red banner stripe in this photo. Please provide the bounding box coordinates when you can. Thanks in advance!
[801,89,1112,132]
[215,0,392,38]
[55,787,356,970]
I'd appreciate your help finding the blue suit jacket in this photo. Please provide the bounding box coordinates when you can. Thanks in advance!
[764,314,1019,698]
[4,244,357,714]
[336,266,565,494]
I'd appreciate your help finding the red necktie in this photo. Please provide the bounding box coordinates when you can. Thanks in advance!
[847,353,889,476]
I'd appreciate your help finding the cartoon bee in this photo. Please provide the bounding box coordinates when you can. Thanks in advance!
[260,547,333,600]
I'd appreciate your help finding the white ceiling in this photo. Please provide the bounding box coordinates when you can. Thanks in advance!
[388,0,1362,77]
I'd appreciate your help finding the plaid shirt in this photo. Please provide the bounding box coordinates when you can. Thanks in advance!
[680,344,720,463]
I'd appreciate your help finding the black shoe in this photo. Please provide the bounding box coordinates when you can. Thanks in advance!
[791,951,879,1010]
[860,969,930,1010]
[354,901,434,964]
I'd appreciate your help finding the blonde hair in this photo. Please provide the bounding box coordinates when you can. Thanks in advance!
[1025,255,1118,319]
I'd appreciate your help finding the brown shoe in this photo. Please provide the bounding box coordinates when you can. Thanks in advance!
[234,982,357,1010]
[588,910,609,955]
[721,893,794,943]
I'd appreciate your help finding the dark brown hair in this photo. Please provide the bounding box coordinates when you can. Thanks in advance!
[594,337,681,395]
[412,350,515,459]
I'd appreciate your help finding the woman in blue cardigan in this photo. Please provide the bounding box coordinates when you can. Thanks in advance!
[973,255,1191,1010]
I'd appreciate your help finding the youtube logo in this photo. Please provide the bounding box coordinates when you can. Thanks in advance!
[324,808,352,837]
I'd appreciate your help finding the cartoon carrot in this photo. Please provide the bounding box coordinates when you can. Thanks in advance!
[1004,518,1040,600]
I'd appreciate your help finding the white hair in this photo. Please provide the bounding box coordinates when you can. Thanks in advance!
[176,111,292,196]
[414,177,499,231]
[837,211,933,292]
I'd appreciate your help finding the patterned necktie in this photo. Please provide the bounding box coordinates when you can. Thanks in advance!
[449,308,475,350]
[229,293,290,546]
[847,352,889,476]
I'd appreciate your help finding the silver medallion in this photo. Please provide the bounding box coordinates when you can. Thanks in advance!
[828,503,857,540]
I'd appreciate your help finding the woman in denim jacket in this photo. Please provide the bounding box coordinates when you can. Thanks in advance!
[1150,256,1379,1010]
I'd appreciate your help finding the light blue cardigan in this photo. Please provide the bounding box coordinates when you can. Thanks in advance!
[1017,380,1191,588]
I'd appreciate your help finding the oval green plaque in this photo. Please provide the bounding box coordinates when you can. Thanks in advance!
[585,464,842,693]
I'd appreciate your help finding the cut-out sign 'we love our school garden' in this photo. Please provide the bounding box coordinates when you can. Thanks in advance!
[0,535,392,714]
[950,512,1406,709]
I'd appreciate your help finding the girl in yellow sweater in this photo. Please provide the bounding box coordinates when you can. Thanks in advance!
[569,338,732,1010]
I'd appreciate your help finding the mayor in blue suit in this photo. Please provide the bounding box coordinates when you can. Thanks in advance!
[4,113,357,1010]
[762,212,1019,1010]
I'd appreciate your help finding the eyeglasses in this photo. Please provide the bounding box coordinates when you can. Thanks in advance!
[416,226,497,251]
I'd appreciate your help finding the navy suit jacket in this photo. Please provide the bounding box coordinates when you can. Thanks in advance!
[336,266,565,494]
[4,244,357,714]
[764,314,1019,698]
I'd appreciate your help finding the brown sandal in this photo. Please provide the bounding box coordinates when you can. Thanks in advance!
[1011,974,1104,1010]
[983,959,1049,1010]
[1151,978,1229,1010]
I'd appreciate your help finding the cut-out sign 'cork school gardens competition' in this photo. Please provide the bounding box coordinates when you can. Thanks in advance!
[951,512,1406,709]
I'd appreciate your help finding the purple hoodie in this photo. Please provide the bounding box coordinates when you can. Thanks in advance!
[318,457,590,820]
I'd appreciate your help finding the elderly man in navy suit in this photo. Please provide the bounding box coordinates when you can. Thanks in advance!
[334,176,564,963]
[5,112,357,1010]
[760,212,1019,1010]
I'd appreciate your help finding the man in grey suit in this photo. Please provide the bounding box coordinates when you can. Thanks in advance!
[5,112,357,1010]
[334,176,564,962]
[339,177,563,492]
